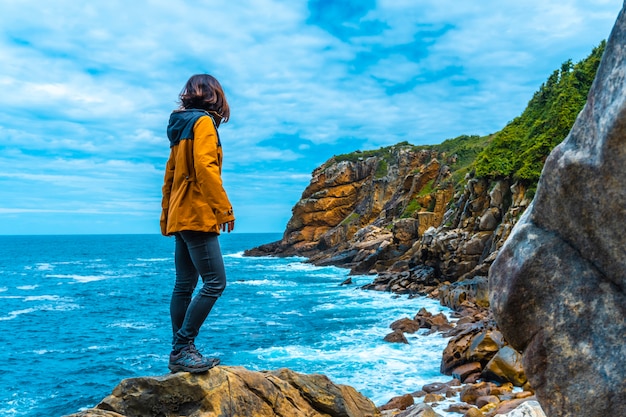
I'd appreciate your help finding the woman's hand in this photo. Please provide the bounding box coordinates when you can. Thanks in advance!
[220,220,235,233]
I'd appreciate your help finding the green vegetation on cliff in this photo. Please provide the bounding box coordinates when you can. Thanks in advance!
[474,41,606,183]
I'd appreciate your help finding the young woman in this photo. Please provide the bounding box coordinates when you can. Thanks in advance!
[160,74,235,373]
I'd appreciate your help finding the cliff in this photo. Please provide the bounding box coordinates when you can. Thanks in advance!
[245,39,606,301]
[245,137,534,299]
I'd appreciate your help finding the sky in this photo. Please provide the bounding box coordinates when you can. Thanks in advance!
[0,0,622,235]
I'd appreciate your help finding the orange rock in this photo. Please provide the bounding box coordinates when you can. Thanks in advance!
[379,393,414,411]
[423,393,445,403]
[460,382,491,404]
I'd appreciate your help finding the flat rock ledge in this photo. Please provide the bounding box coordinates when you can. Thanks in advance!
[64,366,380,417]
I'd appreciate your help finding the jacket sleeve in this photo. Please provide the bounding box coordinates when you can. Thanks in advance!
[193,116,235,225]
[160,150,175,236]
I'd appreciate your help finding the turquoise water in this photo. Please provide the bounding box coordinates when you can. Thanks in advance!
[0,233,453,416]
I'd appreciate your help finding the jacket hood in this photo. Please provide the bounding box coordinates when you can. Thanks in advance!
[167,109,215,147]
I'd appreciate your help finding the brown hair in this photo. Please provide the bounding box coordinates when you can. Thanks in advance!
[179,74,230,124]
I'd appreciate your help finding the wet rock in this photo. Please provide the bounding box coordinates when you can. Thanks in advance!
[390,317,421,333]
[490,382,514,397]
[441,321,492,375]
[421,379,461,400]
[425,313,453,332]
[70,412,124,417]
[422,382,447,394]
[384,329,409,344]
[475,395,500,408]
[446,403,476,414]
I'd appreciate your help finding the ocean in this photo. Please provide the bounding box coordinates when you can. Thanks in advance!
[0,233,454,416]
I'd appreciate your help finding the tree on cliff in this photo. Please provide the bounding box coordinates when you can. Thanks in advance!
[473,41,606,186]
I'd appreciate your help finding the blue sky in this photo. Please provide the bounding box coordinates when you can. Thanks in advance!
[0,0,622,235]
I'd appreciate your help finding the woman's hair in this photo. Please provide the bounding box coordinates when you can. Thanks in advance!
[179,74,230,124]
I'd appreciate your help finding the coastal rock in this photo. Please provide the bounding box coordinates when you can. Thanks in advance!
[438,276,489,309]
[390,317,422,333]
[68,412,124,417]
[245,147,442,265]
[245,143,511,281]
[379,393,414,411]
[452,362,482,383]
[481,346,526,387]
[476,395,500,408]
[467,330,506,367]
[246,139,531,296]
[397,403,442,417]
[64,366,380,417]
[361,266,440,294]
[384,329,409,344]
[441,324,481,375]
[463,407,484,417]
[423,393,445,403]
[489,6,626,417]
[493,400,545,417]
[421,379,461,397]
[393,218,420,244]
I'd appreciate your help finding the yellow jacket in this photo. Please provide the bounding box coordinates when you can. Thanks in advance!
[160,110,234,235]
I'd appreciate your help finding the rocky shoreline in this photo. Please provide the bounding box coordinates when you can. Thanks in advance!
[368,290,540,417]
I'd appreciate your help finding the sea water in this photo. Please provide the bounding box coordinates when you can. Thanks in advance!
[0,234,455,416]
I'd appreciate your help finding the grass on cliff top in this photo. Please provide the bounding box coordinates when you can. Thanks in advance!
[333,141,414,164]
[333,142,413,179]
[333,136,486,167]
[333,135,489,186]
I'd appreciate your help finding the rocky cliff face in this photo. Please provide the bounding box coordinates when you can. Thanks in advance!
[489,5,626,416]
[246,143,531,296]
[65,366,380,417]
[248,146,447,263]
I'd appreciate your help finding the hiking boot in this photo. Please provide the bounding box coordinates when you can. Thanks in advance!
[168,342,220,373]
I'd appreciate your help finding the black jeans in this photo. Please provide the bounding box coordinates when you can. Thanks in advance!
[170,231,226,351]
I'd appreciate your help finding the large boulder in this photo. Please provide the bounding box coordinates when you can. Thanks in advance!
[64,367,380,417]
[489,6,626,417]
